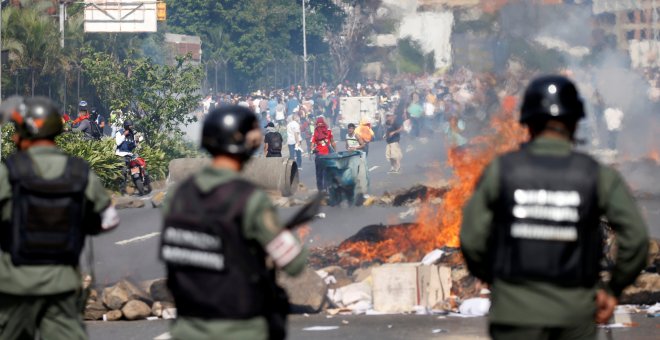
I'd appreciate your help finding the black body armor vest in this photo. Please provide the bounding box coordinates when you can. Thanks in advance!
[491,147,601,287]
[161,178,275,319]
[4,152,89,265]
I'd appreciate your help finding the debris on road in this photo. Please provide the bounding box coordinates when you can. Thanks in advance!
[458,298,491,316]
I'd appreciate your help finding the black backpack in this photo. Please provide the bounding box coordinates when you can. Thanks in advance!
[89,120,103,140]
[267,132,283,153]
[4,152,90,265]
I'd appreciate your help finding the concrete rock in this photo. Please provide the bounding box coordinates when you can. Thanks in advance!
[162,308,177,320]
[102,284,129,310]
[84,300,108,321]
[151,191,167,208]
[86,289,99,304]
[620,273,660,305]
[103,279,152,310]
[149,278,174,303]
[167,158,210,185]
[648,239,660,270]
[372,263,419,313]
[114,196,146,210]
[277,267,328,313]
[151,301,176,318]
[319,266,353,289]
[122,300,152,320]
[104,310,123,321]
[450,266,481,299]
[352,265,379,283]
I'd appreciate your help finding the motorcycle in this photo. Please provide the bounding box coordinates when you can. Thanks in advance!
[126,153,152,196]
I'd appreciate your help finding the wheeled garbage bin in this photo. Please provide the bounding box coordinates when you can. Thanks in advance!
[318,151,368,206]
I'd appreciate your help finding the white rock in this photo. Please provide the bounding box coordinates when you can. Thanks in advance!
[162,308,177,320]
[421,249,444,265]
[458,298,491,316]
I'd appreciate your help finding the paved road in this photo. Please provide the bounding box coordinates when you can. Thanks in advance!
[87,314,660,340]
[82,127,660,338]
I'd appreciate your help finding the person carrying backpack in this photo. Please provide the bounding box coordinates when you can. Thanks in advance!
[0,96,120,339]
[263,122,283,157]
[72,102,101,141]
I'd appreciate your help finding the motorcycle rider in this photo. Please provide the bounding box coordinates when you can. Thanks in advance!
[0,96,120,339]
[160,105,307,340]
[115,120,138,195]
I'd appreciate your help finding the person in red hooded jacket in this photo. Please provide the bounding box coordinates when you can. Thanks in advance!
[310,117,336,192]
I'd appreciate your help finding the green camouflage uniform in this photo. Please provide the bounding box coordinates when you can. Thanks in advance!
[0,146,112,340]
[162,166,308,340]
[460,137,649,340]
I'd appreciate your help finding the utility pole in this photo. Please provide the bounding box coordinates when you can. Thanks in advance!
[60,1,65,48]
[302,0,308,88]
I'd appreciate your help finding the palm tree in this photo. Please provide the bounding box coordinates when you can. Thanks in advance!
[3,3,62,95]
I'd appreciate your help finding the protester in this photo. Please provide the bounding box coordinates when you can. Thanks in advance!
[355,118,375,157]
[286,114,303,169]
[460,76,649,340]
[345,123,365,152]
[311,117,336,192]
[301,115,314,159]
[384,111,403,174]
[275,98,286,126]
[406,93,423,137]
[264,122,283,157]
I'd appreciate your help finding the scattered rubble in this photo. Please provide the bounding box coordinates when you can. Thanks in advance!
[148,278,174,304]
[122,300,152,320]
[150,191,167,208]
[104,310,123,322]
[113,196,146,210]
[278,267,328,313]
[84,278,176,321]
[620,273,660,305]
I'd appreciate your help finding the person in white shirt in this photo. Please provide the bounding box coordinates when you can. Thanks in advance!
[287,114,303,170]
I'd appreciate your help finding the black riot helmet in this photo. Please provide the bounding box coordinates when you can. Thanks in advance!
[8,96,63,140]
[520,75,585,124]
[123,119,133,130]
[201,105,260,159]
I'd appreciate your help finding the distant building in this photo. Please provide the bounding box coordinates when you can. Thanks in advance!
[164,33,202,65]
[593,0,660,67]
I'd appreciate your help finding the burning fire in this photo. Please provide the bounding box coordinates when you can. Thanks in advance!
[296,225,311,241]
[339,98,528,262]
[649,150,660,164]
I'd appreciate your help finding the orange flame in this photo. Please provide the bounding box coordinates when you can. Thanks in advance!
[649,150,660,164]
[339,99,528,262]
[296,225,311,241]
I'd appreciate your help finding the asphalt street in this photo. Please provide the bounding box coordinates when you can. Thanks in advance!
[88,314,660,340]
[82,127,660,339]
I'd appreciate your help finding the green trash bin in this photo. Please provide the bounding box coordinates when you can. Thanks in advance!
[318,151,367,206]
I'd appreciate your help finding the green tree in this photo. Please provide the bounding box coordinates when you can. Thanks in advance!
[2,3,63,95]
[166,0,346,90]
[82,52,204,145]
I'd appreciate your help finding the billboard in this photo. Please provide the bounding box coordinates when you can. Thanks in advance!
[84,1,158,33]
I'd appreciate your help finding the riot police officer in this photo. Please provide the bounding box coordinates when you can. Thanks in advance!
[460,76,649,340]
[160,105,307,340]
[0,97,120,339]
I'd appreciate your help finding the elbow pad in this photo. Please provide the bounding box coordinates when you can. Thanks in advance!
[266,230,302,268]
[101,205,120,231]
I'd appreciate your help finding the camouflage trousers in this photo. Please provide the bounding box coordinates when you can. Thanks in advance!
[0,291,87,340]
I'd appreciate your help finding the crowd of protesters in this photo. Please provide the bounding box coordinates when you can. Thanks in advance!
[197,66,543,195]
[203,60,660,198]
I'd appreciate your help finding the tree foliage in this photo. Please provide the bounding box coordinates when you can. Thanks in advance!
[82,52,204,145]
[165,0,346,90]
